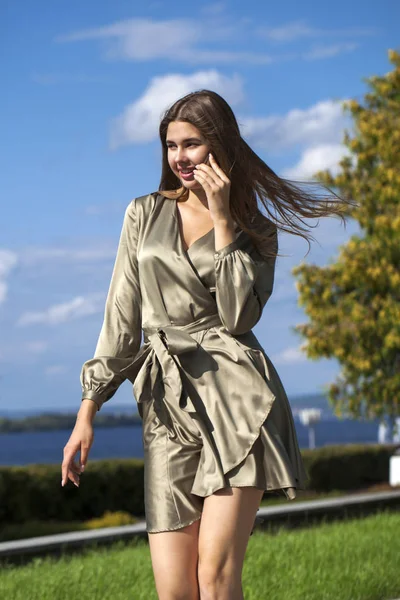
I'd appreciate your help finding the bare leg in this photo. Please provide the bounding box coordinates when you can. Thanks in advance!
[197,486,264,600]
[148,518,201,600]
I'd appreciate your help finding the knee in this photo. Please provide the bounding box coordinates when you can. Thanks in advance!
[156,581,199,600]
[197,560,239,600]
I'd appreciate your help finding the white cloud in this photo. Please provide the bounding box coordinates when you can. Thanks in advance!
[282,143,351,179]
[0,250,18,305]
[0,282,7,305]
[25,341,48,354]
[110,70,245,148]
[272,345,308,365]
[258,20,378,43]
[56,18,273,65]
[17,293,105,327]
[303,43,360,60]
[200,2,227,16]
[240,99,349,152]
[19,246,117,267]
[0,339,49,363]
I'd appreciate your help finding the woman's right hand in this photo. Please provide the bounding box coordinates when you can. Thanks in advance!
[61,399,97,487]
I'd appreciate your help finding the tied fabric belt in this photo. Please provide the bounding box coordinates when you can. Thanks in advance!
[121,312,224,414]
[120,311,277,476]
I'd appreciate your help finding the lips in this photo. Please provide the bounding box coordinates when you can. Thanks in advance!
[180,169,195,181]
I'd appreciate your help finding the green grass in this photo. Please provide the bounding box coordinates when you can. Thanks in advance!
[1,511,399,600]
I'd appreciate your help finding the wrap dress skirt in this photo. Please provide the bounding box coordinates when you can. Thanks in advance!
[80,191,309,533]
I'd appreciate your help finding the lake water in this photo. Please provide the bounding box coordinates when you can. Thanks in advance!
[0,418,382,466]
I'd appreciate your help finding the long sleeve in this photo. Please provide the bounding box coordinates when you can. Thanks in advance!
[80,199,142,411]
[214,219,277,335]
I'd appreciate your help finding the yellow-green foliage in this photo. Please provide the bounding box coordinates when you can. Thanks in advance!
[83,510,138,529]
[292,49,400,423]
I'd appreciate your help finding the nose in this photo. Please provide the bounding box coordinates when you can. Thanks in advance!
[175,146,188,165]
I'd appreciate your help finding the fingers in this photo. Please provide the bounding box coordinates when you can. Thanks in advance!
[209,153,230,184]
[192,168,208,189]
[67,459,81,487]
[62,445,83,488]
[193,167,222,192]
[61,425,94,488]
[194,162,220,187]
[80,442,92,472]
[196,153,230,185]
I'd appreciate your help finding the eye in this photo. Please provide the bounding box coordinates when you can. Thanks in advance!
[166,143,198,148]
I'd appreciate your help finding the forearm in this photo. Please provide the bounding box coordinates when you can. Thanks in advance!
[77,399,98,424]
[214,216,236,252]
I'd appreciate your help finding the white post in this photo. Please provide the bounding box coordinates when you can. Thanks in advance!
[299,409,322,450]
[309,425,315,449]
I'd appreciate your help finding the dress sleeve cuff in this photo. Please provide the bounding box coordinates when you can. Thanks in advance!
[214,239,241,260]
[81,390,108,411]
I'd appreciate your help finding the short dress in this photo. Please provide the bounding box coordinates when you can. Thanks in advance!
[80,191,309,533]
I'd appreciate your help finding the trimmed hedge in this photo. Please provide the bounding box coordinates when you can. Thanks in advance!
[0,444,398,526]
[0,458,144,526]
[302,442,399,492]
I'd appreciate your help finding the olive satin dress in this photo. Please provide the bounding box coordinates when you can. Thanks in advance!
[80,191,308,533]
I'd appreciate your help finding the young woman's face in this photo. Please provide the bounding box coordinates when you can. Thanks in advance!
[166,121,210,188]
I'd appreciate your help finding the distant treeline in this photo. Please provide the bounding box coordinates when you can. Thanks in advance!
[0,413,142,433]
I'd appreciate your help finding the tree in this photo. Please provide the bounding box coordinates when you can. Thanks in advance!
[292,49,400,431]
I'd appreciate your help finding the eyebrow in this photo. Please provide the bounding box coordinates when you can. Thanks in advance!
[165,137,202,144]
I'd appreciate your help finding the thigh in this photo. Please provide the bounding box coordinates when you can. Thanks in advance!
[198,487,264,577]
[148,519,201,600]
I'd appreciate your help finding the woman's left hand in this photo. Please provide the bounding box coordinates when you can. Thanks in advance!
[193,153,232,223]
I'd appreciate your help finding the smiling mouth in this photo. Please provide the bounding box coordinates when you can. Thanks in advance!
[179,170,195,179]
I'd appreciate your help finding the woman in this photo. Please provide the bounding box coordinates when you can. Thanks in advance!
[62,90,353,599]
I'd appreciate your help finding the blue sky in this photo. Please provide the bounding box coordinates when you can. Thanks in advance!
[1,0,398,412]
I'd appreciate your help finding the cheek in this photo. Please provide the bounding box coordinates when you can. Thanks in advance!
[194,148,208,161]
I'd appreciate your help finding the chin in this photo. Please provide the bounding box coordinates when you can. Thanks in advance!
[181,180,200,188]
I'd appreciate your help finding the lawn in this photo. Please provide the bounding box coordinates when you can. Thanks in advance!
[1,510,399,600]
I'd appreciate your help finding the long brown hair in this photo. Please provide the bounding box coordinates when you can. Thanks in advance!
[157,90,357,259]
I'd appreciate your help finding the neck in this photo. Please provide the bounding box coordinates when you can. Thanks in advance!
[182,188,209,211]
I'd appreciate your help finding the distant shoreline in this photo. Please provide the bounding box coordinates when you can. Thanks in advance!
[0,413,142,433]
[0,393,343,434]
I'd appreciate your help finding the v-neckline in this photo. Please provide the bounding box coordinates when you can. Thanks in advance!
[173,199,215,253]
[172,198,242,254]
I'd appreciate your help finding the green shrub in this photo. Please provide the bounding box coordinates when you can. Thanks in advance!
[0,458,145,526]
[0,444,397,528]
[300,443,398,491]
[0,520,85,542]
